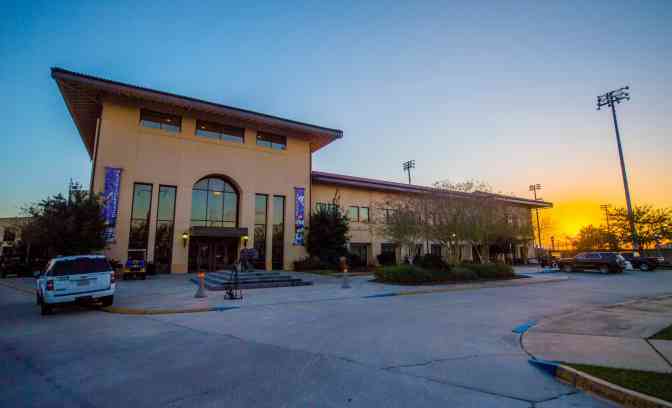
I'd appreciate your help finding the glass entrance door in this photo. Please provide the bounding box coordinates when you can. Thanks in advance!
[189,238,239,272]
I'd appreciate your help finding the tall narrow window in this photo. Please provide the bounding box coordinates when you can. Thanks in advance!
[129,183,153,251]
[254,194,268,268]
[360,207,369,223]
[348,206,359,222]
[154,186,176,273]
[140,109,181,133]
[272,195,285,270]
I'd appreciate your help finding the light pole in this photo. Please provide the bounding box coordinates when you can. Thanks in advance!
[402,160,415,185]
[597,86,638,253]
[600,204,611,232]
[529,184,543,250]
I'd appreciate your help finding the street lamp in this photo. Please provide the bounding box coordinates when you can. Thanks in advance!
[529,184,543,250]
[597,86,638,254]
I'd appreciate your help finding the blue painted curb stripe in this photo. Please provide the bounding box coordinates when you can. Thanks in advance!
[363,293,398,298]
[528,358,560,377]
[213,305,241,311]
[512,320,537,334]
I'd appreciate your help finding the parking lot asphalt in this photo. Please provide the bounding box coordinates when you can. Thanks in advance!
[2,269,671,407]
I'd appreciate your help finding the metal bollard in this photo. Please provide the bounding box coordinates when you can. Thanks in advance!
[195,271,207,298]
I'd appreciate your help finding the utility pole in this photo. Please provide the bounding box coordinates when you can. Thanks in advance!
[529,184,543,250]
[597,86,638,253]
[402,160,415,185]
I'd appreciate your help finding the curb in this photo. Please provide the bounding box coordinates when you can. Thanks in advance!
[530,359,672,408]
[0,280,240,315]
[101,305,240,315]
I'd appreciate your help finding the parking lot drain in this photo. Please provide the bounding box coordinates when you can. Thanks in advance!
[512,320,537,334]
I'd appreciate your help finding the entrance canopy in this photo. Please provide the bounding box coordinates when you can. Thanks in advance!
[189,226,248,238]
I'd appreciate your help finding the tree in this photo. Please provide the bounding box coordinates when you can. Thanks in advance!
[21,182,107,257]
[306,193,349,265]
[432,180,532,263]
[574,225,618,251]
[375,196,424,260]
[609,205,672,249]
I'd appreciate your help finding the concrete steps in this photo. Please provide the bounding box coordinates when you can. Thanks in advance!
[191,270,313,290]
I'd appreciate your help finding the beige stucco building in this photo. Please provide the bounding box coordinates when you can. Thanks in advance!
[52,68,551,273]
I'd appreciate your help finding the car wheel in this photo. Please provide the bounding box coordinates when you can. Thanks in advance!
[562,264,573,273]
[599,265,609,274]
[639,263,650,271]
[41,302,52,315]
[100,295,114,307]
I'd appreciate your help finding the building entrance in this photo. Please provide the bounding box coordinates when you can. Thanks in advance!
[188,237,238,272]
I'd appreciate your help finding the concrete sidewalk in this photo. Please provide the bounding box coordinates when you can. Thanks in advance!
[523,295,672,373]
[1,270,568,314]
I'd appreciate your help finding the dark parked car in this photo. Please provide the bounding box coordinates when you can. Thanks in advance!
[557,252,626,274]
[619,252,659,271]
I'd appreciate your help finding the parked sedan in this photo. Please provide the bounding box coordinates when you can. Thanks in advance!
[557,252,626,274]
[619,252,660,271]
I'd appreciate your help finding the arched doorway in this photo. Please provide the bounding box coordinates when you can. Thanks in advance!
[188,176,245,272]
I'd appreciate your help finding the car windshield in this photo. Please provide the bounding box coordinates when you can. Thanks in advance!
[50,258,112,276]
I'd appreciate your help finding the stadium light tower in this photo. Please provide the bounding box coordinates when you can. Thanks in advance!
[403,160,415,184]
[529,184,543,249]
[597,86,638,253]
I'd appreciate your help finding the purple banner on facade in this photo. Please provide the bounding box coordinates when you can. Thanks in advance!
[293,187,305,246]
[102,167,122,243]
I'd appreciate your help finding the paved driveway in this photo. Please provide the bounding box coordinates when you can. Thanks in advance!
[2,269,671,407]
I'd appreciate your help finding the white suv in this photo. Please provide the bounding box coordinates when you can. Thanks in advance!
[36,255,116,315]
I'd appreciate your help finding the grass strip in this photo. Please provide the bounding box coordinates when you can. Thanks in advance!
[650,324,672,341]
[567,363,672,402]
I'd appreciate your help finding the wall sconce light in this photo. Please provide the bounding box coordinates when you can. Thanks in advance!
[181,232,189,248]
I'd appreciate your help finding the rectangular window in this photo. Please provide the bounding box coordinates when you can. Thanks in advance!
[195,120,244,143]
[348,206,359,222]
[272,195,285,270]
[257,131,287,150]
[3,228,16,242]
[381,243,396,253]
[154,186,176,273]
[129,183,153,250]
[316,202,337,214]
[431,244,442,257]
[360,207,369,223]
[140,109,181,133]
[254,194,268,267]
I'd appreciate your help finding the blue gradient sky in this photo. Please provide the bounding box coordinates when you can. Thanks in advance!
[1,1,671,235]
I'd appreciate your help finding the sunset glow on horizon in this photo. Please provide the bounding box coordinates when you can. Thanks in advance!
[1,1,670,236]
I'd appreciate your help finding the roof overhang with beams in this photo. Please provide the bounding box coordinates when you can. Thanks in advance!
[311,171,553,209]
[51,67,343,158]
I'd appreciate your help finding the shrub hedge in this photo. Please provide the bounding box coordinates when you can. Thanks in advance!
[374,261,514,284]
